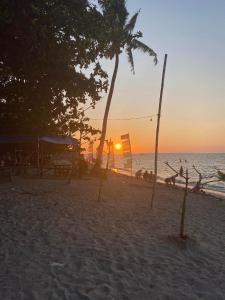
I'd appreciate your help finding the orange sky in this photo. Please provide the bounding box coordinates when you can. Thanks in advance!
[87,70,225,153]
[85,1,225,154]
[88,117,225,154]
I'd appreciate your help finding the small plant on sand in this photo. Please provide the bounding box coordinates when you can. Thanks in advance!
[216,170,225,182]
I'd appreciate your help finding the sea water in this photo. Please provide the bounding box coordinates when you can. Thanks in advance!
[112,153,225,195]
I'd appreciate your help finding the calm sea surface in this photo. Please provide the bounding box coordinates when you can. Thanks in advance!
[112,153,225,195]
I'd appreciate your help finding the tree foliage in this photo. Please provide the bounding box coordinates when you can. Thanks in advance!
[0,0,108,136]
[98,0,157,68]
[217,170,225,182]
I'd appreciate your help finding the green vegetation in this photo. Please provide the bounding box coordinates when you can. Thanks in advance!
[217,170,225,182]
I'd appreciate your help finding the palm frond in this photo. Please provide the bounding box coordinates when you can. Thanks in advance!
[125,10,140,32]
[126,47,135,74]
[132,39,158,64]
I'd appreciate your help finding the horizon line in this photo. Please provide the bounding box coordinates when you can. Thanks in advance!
[131,152,225,154]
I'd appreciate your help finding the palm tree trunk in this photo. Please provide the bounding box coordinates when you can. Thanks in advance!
[97,53,119,166]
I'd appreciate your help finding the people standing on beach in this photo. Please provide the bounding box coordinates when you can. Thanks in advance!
[143,170,149,181]
[179,166,184,177]
[135,169,142,179]
[135,170,155,182]
[165,174,178,186]
[148,171,154,182]
[192,181,202,193]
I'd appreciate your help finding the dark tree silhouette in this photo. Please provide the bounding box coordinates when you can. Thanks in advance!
[0,0,108,136]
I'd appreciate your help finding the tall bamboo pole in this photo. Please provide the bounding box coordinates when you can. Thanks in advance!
[151,54,168,208]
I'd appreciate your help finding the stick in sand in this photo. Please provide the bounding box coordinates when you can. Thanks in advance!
[151,54,168,209]
[165,161,189,239]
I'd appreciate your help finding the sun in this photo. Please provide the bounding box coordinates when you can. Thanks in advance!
[114,143,122,150]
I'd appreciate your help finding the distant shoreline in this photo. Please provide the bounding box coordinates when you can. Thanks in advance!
[112,169,225,201]
[116,152,225,155]
[109,153,225,196]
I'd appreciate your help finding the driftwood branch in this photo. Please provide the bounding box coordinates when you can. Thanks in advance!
[165,161,179,174]
[192,165,201,176]
[202,179,221,186]
[192,165,214,180]
[165,161,188,180]
[192,165,222,187]
[165,161,189,239]
[165,161,225,239]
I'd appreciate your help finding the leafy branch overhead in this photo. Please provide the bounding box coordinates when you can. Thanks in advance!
[0,0,108,136]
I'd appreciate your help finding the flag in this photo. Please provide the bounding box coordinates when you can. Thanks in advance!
[121,133,132,174]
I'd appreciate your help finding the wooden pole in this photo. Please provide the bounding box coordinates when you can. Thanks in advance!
[165,161,189,238]
[180,169,189,239]
[151,54,168,208]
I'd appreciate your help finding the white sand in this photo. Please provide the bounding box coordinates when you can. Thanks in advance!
[0,173,225,299]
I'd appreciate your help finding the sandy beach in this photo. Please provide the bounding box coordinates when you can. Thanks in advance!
[1,173,225,300]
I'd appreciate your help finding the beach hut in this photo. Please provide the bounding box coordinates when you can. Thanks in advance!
[0,135,79,176]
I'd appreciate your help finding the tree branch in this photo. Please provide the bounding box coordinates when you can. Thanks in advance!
[165,161,188,180]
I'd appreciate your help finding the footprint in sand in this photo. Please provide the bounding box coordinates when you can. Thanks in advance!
[88,285,113,300]
[78,284,113,300]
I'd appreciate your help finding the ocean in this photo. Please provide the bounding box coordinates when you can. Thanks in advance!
[112,153,225,196]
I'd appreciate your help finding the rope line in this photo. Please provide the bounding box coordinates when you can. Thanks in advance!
[89,114,158,121]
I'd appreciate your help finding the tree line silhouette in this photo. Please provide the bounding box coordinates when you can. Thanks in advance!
[0,0,157,159]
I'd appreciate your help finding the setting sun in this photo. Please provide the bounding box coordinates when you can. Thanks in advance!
[114,143,122,150]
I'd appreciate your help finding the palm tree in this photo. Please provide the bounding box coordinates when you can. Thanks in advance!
[96,0,158,166]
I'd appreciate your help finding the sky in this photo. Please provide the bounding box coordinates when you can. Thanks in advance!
[87,0,225,153]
